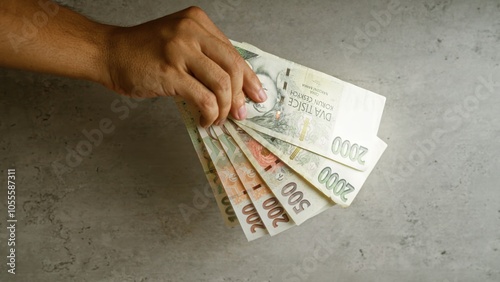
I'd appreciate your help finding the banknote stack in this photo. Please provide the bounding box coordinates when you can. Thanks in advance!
[175,40,387,241]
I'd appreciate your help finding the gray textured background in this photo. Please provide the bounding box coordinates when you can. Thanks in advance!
[1,0,499,281]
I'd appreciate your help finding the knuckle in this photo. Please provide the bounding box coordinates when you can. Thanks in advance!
[199,93,218,113]
[203,108,218,124]
[232,92,245,109]
[184,6,206,18]
[214,73,231,94]
[227,53,244,75]
[165,36,185,53]
[176,17,198,32]
[232,90,244,101]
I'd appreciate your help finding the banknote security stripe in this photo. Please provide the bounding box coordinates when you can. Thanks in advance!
[289,147,301,160]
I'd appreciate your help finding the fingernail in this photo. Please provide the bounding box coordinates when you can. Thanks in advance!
[258,88,267,102]
[237,105,247,120]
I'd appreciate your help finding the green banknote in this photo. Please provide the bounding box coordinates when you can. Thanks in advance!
[232,41,386,172]
[238,123,387,207]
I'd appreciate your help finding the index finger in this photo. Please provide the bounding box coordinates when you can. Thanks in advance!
[186,8,265,102]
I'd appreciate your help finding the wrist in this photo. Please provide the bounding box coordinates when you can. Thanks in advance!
[83,22,117,88]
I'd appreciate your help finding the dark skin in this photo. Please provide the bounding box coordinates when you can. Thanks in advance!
[0,0,267,127]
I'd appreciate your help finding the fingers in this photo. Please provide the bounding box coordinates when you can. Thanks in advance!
[187,54,231,125]
[180,7,267,118]
[199,38,244,119]
[174,73,219,128]
[161,6,268,126]
[243,64,267,104]
[181,7,230,44]
[231,90,247,120]
[199,35,266,120]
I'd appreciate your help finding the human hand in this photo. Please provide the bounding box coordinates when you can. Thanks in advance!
[101,6,267,127]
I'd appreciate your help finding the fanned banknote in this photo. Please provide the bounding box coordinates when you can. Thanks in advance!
[175,40,387,240]
[198,125,268,241]
[225,122,334,224]
[213,125,296,235]
[232,41,386,171]
[178,101,268,241]
[238,123,387,207]
[175,99,239,227]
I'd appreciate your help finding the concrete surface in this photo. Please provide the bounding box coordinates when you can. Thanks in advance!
[1,0,499,281]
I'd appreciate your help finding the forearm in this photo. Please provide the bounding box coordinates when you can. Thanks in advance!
[0,3,264,127]
[0,0,113,84]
